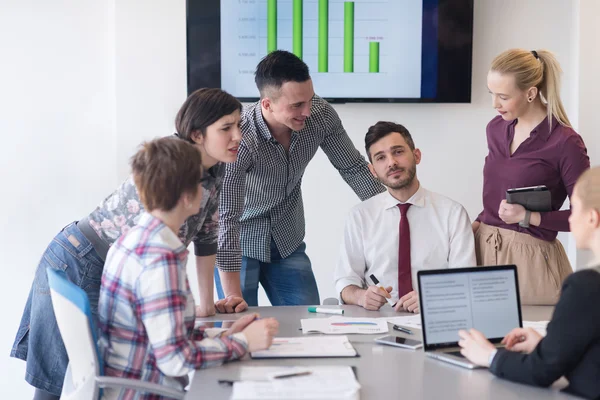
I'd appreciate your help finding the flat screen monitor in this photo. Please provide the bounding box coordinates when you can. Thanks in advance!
[187,0,474,103]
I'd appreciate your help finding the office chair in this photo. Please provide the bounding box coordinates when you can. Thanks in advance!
[46,267,185,400]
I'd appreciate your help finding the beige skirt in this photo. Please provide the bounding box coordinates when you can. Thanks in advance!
[475,222,572,305]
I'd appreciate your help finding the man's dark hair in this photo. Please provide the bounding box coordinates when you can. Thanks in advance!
[255,50,311,98]
[365,121,415,161]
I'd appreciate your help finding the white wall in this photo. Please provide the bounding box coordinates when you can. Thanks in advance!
[572,0,600,266]
[0,1,117,398]
[1,0,596,398]
[114,0,188,177]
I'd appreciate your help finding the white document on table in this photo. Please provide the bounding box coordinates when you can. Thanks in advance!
[523,320,549,336]
[250,336,358,358]
[231,365,360,400]
[383,314,422,329]
[239,366,313,381]
[301,316,389,334]
[384,316,548,338]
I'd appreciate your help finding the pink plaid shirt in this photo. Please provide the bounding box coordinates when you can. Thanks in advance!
[98,212,247,400]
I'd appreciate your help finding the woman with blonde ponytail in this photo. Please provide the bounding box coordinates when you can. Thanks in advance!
[472,49,590,305]
[460,167,600,399]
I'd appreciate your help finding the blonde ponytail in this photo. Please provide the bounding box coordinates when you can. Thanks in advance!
[490,49,571,128]
[536,50,571,128]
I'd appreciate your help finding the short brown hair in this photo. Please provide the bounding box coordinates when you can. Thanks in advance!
[130,137,203,212]
[365,121,415,162]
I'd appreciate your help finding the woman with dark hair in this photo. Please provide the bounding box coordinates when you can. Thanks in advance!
[10,88,248,400]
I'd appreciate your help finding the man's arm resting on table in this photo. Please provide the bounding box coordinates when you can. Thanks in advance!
[195,256,248,316]
[195,255,217,317]
[340,285,364,306]
[215,269,248,313]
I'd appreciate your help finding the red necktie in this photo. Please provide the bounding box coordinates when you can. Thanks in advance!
[397,203,412,297]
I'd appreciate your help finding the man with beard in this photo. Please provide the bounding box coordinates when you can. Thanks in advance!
[334,121,476,313]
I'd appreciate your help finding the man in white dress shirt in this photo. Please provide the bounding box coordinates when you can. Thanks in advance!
[334,121,476,313]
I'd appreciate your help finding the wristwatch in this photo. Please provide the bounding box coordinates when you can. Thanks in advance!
[519,209,531,228]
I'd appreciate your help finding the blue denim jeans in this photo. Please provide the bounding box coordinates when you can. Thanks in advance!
[215,239,320,306]
[10,222,104,396]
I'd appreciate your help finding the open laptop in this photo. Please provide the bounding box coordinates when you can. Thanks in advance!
[417,265,523,369]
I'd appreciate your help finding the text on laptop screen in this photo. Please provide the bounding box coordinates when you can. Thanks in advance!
[420,269,520,346]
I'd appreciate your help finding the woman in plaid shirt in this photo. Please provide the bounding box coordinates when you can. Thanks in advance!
[99,137,279,400]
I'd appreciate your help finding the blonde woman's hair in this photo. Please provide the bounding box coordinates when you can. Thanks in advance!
[490,49,571,128]
[576,167,600,213]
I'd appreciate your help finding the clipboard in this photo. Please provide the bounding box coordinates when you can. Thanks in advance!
[506,185,552,212]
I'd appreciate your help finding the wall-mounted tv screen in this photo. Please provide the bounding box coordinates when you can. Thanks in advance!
[187,0,473,103]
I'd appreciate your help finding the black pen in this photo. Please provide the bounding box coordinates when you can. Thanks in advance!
[273,370,312,379]
[393,324,413,335]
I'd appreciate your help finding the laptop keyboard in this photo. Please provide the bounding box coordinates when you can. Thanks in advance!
[445,351,465,358]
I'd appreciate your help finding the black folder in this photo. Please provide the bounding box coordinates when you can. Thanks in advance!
[506,185,552,212]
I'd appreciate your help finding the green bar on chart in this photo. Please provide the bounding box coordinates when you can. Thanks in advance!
[293,0,303,58]
[318,0,328,72]
[344,2,354,73]
[267,0,277,53]
[369,42,380,73]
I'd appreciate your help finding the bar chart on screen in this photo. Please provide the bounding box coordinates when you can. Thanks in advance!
[220,0,423,98]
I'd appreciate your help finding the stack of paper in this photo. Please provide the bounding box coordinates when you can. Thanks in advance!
[230,366,360,400]
[301,316,389,334]
[383,315,422,329]
[250,336,358,358]
[523,320,549,336]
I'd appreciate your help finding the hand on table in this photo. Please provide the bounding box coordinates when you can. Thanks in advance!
[394,291,419,313]
[358,285,392,311]
[458,328,496,367]
[215,295,248,313]
[243,318,279,352]
[502,327,542,354]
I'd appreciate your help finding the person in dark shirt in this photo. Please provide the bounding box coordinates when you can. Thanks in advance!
[472,49,589,305]
[460,166,600,400]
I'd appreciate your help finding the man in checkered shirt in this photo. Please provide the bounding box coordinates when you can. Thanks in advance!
[215,50,385,307]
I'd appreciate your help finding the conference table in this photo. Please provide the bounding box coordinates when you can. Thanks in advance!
[187,305,580,399]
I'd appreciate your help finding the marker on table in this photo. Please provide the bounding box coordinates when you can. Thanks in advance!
[393,324,414,335]
[308,306,344,315]
[369,274,397,307]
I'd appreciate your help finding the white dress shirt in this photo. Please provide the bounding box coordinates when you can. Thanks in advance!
[335,185,476,301]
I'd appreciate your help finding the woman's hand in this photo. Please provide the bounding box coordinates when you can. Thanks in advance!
[458,328,497,367]
[502,327,542,354]
[498,200,526,225]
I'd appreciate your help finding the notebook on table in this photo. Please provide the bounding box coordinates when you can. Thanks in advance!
[250,335,358,359]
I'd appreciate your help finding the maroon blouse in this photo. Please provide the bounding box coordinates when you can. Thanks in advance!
[477,115,590,242]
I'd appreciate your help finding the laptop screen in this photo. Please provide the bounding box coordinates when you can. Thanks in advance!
[417,266,522,350]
